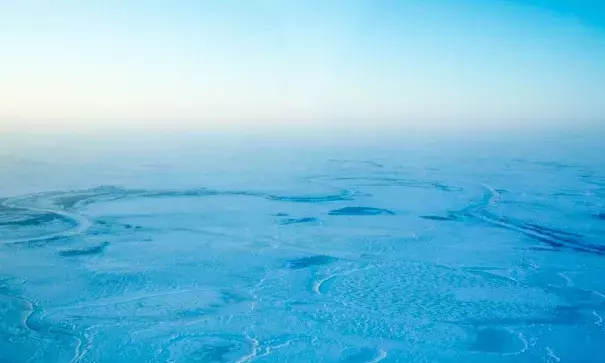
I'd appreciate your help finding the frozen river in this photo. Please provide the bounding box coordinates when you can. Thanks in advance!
[1,130,604,362]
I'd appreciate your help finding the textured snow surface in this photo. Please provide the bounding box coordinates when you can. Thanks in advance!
[1,132,604,362]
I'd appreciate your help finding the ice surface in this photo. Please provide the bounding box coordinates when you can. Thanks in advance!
[1,131,604,362]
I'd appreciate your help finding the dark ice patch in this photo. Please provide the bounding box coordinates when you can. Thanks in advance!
[534,161,577,170]
[199,345,233,362]
[470,328,525,354]
[268,192,354,203]
[279,217,318,225]
[593,213,605,221]
[431,182,455,191]
[220,290,250,304]
[60,241,110,257]
[549,305,588,324]
[164,335,251,362]
[0,213,61,226]
[522,222,582,238]
[545,285,605,305]
[328,207,395,216]
[195,344,235,362]
[340,348,383,362]
[453,302,596,326]
[287,255,337,269]
[420,215,457,221]
[473,212,605,256]
[122,224,142,230]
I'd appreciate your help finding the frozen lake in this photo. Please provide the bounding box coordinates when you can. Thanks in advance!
[1,130,604,362]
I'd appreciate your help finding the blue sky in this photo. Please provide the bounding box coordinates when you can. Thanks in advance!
[1,0,604,131]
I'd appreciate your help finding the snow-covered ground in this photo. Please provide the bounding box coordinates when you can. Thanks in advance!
[1,131,604,362]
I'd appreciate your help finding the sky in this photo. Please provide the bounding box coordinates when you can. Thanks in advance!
[1,0,604,132]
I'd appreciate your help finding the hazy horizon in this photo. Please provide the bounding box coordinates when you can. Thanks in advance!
[2,0,605,133]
